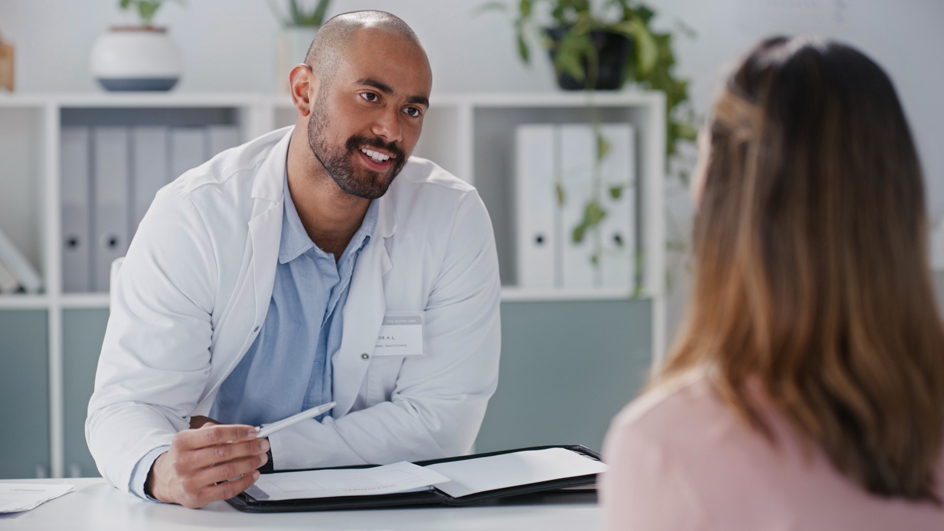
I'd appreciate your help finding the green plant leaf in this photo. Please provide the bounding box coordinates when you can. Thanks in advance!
[517,32,530,63]
[572,200,607,243]
[556,183,565,206]
[609,185,623,199]
[138,1,161,24]
[519,0,533,18]
[596,133,610,161]
[629,18,658,75]
[120,0,132,9]
[312,0,332,26]
[590,253,599,266]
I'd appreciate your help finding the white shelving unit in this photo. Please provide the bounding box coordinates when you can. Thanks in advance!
[0,91,665,478]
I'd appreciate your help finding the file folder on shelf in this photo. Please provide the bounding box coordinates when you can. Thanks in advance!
[559,125,597,289]
[226,445,603,513]
[92,127,130,293]
[207,124,240,158]
[61,126,92,293]
[0,224,42,294]
[131,126,169,232]
[170,127,208,179]
[598,124,636,291]
[515,125,558,288]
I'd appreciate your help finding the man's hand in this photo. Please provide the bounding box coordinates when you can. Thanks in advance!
[145,423,269,509]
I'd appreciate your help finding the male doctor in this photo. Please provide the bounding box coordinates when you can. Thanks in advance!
[86,11,501,509]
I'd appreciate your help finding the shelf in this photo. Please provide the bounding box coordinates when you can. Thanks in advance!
[60,294,110,309]
[0,295,49,310]
[500,287,645,302]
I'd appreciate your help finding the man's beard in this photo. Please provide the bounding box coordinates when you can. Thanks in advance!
[307,95,407,200]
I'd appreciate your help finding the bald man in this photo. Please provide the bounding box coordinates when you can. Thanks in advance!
[86,11,501,508]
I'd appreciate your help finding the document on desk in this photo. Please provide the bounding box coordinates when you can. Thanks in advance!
[0,483,74,513]
[247,462,451,501]
[425,447,608,498]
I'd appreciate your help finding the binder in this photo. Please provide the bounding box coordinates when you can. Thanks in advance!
[61,126,92,293]
[0,258,18,293]
[207,124,240,158]
[598,124,636,291]
[559,125,597,289]
[91,127,130,293]
[170,127,208,179]
[131,126,169,232]
[0,224,42,293]
[227,445,602,513]
[515,125,558,288]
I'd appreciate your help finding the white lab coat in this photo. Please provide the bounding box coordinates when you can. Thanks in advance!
[86,127,502,494]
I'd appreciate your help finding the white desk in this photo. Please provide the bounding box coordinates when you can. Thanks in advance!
[0,478,601,530]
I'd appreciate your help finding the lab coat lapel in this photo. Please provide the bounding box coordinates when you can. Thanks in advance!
[333,197,396,417]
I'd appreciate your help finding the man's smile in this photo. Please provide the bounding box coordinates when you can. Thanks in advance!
[357,146,394,171]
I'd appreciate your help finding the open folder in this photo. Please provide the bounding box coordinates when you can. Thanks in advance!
[226,445,605,512]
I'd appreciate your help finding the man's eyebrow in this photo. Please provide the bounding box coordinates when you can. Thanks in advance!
[356,78,429,108]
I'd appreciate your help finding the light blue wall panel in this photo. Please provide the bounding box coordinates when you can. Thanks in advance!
[0,310,49,479]
[63,309,109,478]
[476,300,652,454]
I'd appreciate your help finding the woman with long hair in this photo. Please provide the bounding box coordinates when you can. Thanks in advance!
[601,36,944,529]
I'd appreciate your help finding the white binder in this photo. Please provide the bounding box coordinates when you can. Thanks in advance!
[0,258,18,293]
[559,124,597,289]
[515,125,558,288]
[170,127,208,179]
[92,127,130,293]
[131,126,169,232]
[598,124,636,291]
[61,126,92,293]
[207,125,240,158]
[0,224,42,293]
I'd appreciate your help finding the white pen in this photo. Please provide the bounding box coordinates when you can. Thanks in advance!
[255,401,336,439]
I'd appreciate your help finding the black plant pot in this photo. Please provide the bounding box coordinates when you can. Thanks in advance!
[544,28,632,91]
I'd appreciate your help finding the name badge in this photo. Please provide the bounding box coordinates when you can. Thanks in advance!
[374,313,424,357]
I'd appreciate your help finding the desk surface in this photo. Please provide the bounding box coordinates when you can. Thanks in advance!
[0,478,602,530]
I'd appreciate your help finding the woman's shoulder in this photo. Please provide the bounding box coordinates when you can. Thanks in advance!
[609,369,731,446]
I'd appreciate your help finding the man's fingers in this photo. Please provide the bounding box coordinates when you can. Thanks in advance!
[174,423,257,451]
[204,471,260,504]
[192,453,268,487]
[180,438,269,471]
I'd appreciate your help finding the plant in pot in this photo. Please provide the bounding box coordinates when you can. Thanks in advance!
[483,0,697,292]
[268,0,333,91]
[89,0,185,91]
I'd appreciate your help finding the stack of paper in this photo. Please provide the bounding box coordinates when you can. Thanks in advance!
[0,483,74,514]
[245,448,608,502]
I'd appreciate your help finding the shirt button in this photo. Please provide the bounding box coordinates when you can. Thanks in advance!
[253,326,260,333]
[361,353,370,360]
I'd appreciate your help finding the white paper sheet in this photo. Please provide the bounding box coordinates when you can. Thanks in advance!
[426,448,608,498]
[0,483,74,513]
[247,462,451,501]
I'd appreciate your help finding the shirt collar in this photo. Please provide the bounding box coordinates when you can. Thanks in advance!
[278,169,378,264]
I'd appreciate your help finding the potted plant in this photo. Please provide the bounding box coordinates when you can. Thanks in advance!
[484,1,697,291]
[268,0,333,91]
[89,0,184,91]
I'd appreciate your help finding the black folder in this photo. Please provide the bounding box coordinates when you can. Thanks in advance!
[226,444,602,513]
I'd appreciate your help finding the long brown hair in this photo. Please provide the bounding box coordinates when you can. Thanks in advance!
[659,36,944,502]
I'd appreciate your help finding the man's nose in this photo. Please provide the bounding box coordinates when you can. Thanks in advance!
[371,106,403,143]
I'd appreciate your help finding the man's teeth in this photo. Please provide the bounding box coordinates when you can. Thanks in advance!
[360,148,391,163]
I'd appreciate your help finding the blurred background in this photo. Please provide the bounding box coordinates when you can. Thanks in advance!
[0,0,942,480]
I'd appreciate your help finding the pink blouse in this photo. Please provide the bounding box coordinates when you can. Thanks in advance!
[601,372,944,531]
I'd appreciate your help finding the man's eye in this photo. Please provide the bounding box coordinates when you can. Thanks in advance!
[360,93,378,102]
[404,107,422,118]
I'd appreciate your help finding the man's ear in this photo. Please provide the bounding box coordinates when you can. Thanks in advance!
[289,64,317,118]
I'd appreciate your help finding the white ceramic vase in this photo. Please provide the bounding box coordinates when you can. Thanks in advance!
[278,26,319,92]
[89,27,181,91]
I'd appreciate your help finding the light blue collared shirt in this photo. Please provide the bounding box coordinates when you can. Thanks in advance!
[128,171,377,499]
